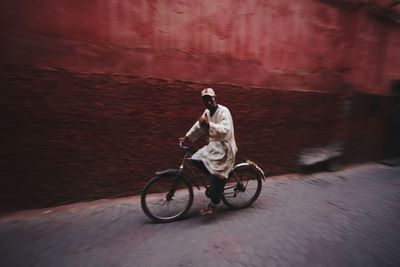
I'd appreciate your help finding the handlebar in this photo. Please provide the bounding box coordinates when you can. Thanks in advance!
[179,141,192,152]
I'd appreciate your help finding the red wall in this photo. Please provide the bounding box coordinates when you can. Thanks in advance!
[1,0,399,93]
[2,66,349,212]
[1,0,398,212]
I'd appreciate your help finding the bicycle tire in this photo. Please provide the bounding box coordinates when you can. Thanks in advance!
[141,173,193,223]
[221,165,262,209]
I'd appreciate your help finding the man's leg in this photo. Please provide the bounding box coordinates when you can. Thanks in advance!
[208,174,225,207]
[190,159,209,175]
[199,174,225,215]
[190,159,225,215]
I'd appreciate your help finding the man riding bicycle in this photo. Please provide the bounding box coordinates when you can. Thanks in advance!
[179,88,237,215]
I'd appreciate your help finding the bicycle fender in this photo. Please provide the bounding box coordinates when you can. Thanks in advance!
[155,169,179,176]
[232,160,266,181]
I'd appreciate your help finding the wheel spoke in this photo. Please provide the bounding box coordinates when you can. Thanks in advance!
[141,174,193,222]
[221,167,262,209]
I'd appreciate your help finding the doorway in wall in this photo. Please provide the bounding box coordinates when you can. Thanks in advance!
[382,80,400,165]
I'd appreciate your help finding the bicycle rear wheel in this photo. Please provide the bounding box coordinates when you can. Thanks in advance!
[221,166,262,209]
[141,173,193,223]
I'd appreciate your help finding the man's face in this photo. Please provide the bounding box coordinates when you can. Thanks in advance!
[202,95,217,111]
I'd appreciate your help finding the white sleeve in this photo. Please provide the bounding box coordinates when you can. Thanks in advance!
[209,109,231,138]
[185,111,207,142]
[186,121,206,142]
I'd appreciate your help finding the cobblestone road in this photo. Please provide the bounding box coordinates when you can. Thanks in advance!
[1,163,399,267]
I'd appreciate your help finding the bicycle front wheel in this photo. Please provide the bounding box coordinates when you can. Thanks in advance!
[141,173,193,223]
[221,166,262,209]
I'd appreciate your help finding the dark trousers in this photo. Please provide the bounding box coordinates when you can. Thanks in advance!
[191,160,225,206]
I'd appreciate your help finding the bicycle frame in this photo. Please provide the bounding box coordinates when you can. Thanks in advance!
[156,142,266,199]
[154,144,201,201]
[141,142,266,222]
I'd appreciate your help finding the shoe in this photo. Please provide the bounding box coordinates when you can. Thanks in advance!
[200,207,215,216]
[200,203,216,216]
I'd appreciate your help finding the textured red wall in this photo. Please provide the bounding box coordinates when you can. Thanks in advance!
[1,0,399,93]
[1,65,349,212]
[0,0,398,212]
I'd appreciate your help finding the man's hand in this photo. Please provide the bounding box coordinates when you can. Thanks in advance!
[198,115,209,129]
[179,136,188,144]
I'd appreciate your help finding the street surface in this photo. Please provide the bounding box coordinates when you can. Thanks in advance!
[1,163,399,267]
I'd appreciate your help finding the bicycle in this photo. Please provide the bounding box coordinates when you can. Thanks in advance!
[141,142,266,223]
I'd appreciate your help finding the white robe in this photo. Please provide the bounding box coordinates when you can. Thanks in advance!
[186,104,237,179]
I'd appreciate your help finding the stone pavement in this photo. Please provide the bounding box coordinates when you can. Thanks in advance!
[1,163,399,267]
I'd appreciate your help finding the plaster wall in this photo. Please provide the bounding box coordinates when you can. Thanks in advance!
[1,0,399,93]
[1,0,398,211]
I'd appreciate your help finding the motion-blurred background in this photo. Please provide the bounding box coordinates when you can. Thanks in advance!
[1,0,399,213]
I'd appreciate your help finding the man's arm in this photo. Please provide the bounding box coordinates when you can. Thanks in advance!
[181,112,207,143]
[209,109,231,139]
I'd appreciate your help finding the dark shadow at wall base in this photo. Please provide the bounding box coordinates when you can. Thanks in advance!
[379,158,400,167]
